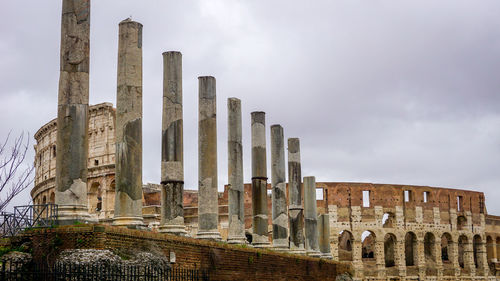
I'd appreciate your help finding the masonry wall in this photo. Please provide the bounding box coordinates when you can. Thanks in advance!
[27,225,350,281]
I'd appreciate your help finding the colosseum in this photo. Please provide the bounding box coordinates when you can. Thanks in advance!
[32,103,500,280]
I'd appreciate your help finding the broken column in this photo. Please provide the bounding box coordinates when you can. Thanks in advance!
[159,51,186,235]
[251,111,270,247]
[318,214,333,259]
[304,176,321,257]
[113,19,144,227]
[288,138,305,254]
[55,0,93,223]
[227,98,246,244]
[270,125,288,250]
[196,76,221,240]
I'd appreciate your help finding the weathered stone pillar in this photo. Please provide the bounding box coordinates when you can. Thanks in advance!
[113,19,144,227]
[288,138,305,254]
[466,239,476,276]
[352,238,365,279]
[417,238,426,279]
[396,240,407,278]
[55,0,93,223]
[375,239,386,278]
[227,98,246,244]
[251,111,270,247]
[318,214,332,259]
[434,236,444,278]
[159,51,186,235]
[196,76,221,240]
[304,176,321,257]
[270,125,288,250]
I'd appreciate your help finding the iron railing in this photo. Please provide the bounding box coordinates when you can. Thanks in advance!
[0,260,209,281]
[0,204,58,237]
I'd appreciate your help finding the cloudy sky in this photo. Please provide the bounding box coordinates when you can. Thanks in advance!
[1,1,500,214]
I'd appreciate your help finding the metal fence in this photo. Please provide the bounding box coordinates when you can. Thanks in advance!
[0,261,209,281]
[0,204,58,237]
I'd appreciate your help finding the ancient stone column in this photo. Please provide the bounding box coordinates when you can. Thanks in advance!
[227,98,246,244]
[288,138,305,254]
[318,214,332,259]
[304,176,321,257]
[196,76,221,240]
[55,0,93,223]
[270,125,288,250]
[113,19,144,227]
[251,112,270,247]
[159,51,186,235]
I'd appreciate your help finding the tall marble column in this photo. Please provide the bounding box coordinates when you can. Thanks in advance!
[288,138,305,254]
[318,214,332,259]
[113,19,144,227]
[304,176,321,257]
[159,51,186,235]
[227,98,246,244]
[270,125,288,250]
[55,0,93,223]
[196,76,221,240]
[251,111,270,247]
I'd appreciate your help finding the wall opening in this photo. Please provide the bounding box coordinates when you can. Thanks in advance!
[441,233,452,263]
[404,190,412,202]
[361,231,376,259]
[496,237,500,264]
[405,232,418,266]
[423,191,430,203]
[49,192,55,204]
[52,145,56,158]
[457,196,463,211]
[458,235,468,268]
[382,212,395,228]
[473,235,483,269]
[424,232,436,266]
[89,182,102,213]
[338,230,353,261]
[457,216,467,231]
[384,233,396,267]
[362,191,370,207]
[486,236,494,262]
[316,188,323,200]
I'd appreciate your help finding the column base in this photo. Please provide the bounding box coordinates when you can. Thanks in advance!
[272,239,289,251]
[252,241,271,248]
[196,230,222,241]
[227,235,247,244]
[289,248,307,255]
[320,253,333,259]
[112,216,145,227]
[159,224,188,236]
[57,205,97,225]
[306,250,322,258]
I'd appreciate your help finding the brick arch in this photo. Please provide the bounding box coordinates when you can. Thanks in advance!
[338,230,353,261]
[384,233,397,267]
[405,231,418,266]
[361,230,376,259]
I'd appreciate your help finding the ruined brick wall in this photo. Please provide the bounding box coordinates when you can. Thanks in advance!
[28,225,350,281]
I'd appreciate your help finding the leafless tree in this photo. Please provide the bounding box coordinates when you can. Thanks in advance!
[0,132,34,212]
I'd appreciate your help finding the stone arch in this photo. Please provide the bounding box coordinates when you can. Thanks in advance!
[338,230,353,261]
[458,234,468,268]
[441,232,453,262]
[384,233,397,267]
[42,195,47,205]
[382,212,395,228]
[49,192,55,204]
[89,182,102,213]
[424,232,436,263]
[473,234,484,269]
[486,236,494,262]
[405,232,418,266]
[361,230,376,259]
[457,216,467,231]
[110,180,116,191]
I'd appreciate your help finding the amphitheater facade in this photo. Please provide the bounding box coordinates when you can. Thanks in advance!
[32,104,500,280]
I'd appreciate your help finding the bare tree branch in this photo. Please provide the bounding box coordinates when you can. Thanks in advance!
[0,132,34,212]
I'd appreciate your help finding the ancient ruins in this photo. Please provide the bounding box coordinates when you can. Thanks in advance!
[28,0,500,280]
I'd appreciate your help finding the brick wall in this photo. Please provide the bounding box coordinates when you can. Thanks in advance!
[28,225,351,281]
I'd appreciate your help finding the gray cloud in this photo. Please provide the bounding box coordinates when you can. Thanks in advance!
[2,1,500,214]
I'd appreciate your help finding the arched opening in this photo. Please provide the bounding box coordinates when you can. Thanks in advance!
[42,196,47,205]
[424,232,436,263]
[382,212,395,228]
[473,235,483,269]
[49,192,55,204]
[486,236,494,262]
[458,235,468,269]
[110,180,116,191]
[362,231,376,259]
[441,233,452,262]
[89,182,102,213]
[496,237,500,263]
[405,232,418,266]
[338,230,353,261]
[384,233,397,267]
[457,216,467,231]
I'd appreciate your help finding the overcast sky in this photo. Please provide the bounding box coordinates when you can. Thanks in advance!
[1,1,500,214]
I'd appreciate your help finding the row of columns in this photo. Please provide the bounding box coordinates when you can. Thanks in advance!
[53,1,331,258]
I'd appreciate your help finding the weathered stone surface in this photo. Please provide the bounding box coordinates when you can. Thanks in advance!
[271,125,288,249]
[196,76,221,240]
[227,98,246,244]
[55,0,92,223]
[159,51,186,235]
[288,138,305,254]
[113,19,144,226]
[318,213,333,259]
[304,176,321,257]
[251,112,270,247]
